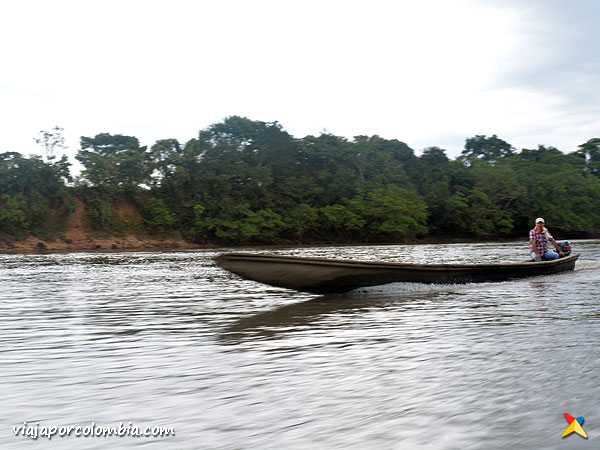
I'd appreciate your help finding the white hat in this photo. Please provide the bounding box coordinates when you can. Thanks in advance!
[535,217,545,223]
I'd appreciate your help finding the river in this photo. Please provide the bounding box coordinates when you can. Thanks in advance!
[1,240,599,449]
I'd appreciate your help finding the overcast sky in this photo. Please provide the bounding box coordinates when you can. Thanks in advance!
[1,0,599,163]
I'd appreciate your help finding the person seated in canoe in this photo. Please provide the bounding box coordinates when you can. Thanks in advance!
[529,217,564,261]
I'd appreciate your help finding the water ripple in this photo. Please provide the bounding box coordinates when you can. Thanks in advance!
[1,241,599,449]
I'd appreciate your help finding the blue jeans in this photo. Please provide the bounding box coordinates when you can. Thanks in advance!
[530,250,559,262]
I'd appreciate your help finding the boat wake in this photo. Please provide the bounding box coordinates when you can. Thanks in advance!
[574,259,600,270]
[346,262,596,296]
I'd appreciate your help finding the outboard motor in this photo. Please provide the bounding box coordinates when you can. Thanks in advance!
[557,241,571,257]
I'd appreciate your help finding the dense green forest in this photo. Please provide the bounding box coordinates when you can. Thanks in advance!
[2,117,600,245]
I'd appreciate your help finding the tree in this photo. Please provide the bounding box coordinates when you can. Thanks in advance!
[0,194,28,235]
[76,133,151,188]
[351,135,417,188]
[576,138,600,177]
[34,126,66,163]
[413,147,451,234]
[296,133,358,206]
[143,198,176,234]
[148,139,183,183]
[512,145,600,235]
[33,127,72,184]
[347,184,428,239]
[320,185,428,241]
[196,202,286,243]
[0,152,74,236]
[461,134,514,163]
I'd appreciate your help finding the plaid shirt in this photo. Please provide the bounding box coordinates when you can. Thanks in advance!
[529,227,554,254]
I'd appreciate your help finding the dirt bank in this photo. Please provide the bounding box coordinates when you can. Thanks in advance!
[0,234,203,254]
[0,197,204,254]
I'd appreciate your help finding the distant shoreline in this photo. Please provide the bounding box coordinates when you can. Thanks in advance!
[0,234,536,255]
[0,234,209,255]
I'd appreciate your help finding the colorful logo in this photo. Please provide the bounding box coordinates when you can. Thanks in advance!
[561,413,587,439]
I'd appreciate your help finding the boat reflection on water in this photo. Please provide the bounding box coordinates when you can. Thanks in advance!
[219,284,461,343]
[220,296,365,342]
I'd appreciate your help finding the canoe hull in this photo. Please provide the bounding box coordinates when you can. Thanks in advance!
[215,253,580,294]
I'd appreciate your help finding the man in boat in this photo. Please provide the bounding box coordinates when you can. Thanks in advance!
[529,217,564,261]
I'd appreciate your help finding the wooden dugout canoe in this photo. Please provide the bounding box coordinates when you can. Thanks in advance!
[215,252,580,295]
